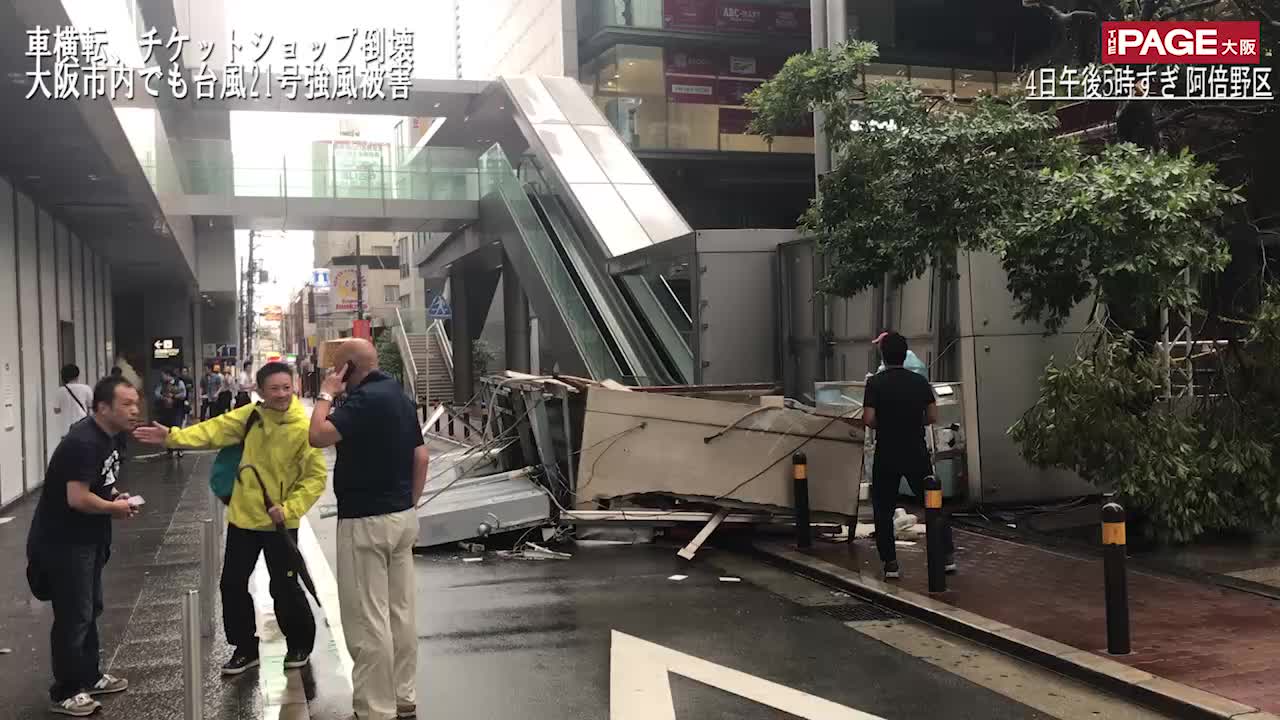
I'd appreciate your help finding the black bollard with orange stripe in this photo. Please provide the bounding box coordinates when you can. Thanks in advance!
[925,475,946,594]
[1102,501,1131,655]
[793,452,811,549]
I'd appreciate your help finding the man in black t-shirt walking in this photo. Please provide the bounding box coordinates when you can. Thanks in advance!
[863,332,955,580]
[27,376,142,716]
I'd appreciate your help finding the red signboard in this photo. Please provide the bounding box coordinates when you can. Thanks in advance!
[718,77,763,105]
[667,74,718,103]
[718,107,753,134]
[717,2,767,31]
[1102,21,1261,64]
[664,0,717,29]
[352,319,372,340]
[665,48,722,76]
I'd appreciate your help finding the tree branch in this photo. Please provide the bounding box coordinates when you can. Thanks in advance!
[1159,0,1223,17]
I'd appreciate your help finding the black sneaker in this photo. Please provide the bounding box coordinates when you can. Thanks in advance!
[221,648,260,676]
[283,650,310,670]
[884,561,901,580]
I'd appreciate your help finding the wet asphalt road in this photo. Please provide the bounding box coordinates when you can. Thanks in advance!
[303,487,1054,719]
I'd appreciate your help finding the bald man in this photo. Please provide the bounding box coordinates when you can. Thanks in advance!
[309,339,428,720]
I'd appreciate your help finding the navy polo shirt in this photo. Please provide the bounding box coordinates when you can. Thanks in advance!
[329,370,423,519]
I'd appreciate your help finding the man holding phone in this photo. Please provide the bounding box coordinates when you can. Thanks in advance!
[27,376,141,717]
[309,339,428,720]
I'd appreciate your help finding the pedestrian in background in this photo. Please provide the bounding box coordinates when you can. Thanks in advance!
[309,338,428,720]
[202,366,224,420]
[134,361,327,675]
[27,376,140,717]
[53,364,93,438]
[863,332,954,580]
[237,361,254,407]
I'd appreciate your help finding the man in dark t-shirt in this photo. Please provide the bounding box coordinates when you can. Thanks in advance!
[863,332,955,580]
[308,338,428,720]
[27,377,141,717]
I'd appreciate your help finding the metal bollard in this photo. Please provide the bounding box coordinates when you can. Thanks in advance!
[925,475,946,594]
[463,411,471,439]
[792,452,811,549]
[448,415,455,437]
[200,520,217,638]
[1102,501,1131,655]
[182,590,203,720]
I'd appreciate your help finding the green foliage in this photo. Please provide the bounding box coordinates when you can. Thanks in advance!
[746,43,1241,333]
[375,331,405,383]
[472,339,497,378]
[1011,298,1280,543]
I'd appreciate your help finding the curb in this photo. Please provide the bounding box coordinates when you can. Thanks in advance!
[753,541,1279,720]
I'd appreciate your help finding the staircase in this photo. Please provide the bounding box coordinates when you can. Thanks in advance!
[425,327,454,405]
[404,333,433,403]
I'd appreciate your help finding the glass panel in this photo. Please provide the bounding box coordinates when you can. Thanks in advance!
[478,145,619,379]
[542,76,610,126]
[911,66,954,96]
[955,69,995,99]
[996,72,1023,97]
[534,124,608,184]
[616,184,692,244]
[570,183,653,256]
[668,103,719,150]
[505,76,568,125]
[864,63,908,87]
[575,126,652,184]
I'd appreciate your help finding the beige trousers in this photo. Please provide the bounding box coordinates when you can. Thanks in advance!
[337,508,418,720]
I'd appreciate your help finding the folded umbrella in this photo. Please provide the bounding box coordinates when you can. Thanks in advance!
[238,464,323,611]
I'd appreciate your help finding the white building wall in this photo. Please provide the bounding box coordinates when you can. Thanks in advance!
[39,211,58,461]
[0,180,116,506]
[459,0,576,79]
[17,193,44,495]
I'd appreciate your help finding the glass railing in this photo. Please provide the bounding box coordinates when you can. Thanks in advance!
[479,144,623,381]
[138,140,482,201]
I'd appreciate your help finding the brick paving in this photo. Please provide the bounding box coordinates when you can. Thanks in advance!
[810,529,1280,713]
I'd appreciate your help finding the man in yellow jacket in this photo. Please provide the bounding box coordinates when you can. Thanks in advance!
[133,361,326,675]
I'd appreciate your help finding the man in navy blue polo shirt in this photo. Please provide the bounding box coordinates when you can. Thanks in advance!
[309,338,428,720]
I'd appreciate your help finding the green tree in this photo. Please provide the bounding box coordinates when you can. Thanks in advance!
[747,43,1257,542]
[375,331,405,384]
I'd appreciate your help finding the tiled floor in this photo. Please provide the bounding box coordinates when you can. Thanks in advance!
[810,528,1280,713]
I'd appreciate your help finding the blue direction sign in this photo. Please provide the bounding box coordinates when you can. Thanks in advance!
[428,295,452,319]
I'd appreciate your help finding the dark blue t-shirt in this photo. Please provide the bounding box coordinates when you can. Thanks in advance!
[29,417,124,548]
[329,370,423,519]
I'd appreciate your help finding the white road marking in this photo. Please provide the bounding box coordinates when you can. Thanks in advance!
[297,516,355,684]
[0,517,13,525]
[610,630,882,720]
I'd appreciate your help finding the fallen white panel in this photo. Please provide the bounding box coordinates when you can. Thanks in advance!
[415,467,551,548]
[577,388,863,518]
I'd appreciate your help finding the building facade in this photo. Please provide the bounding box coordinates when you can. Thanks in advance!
[456,0,1042,229]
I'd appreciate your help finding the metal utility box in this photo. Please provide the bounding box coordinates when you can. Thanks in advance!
[608,229,797,386]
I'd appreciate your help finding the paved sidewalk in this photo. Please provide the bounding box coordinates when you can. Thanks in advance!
[766,528,1280,718]
[0,452,296,719]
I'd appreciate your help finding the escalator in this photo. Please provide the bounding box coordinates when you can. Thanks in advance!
[469,76,700,385]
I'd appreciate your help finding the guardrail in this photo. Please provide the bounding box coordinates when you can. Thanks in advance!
[394,307,420,401]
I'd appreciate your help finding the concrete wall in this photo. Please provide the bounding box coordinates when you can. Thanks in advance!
[0,178,116,507]
[458,0,577,79]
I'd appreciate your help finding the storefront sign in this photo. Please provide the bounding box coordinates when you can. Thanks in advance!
[333,268,366,312]
[770,7,810,33]
[718,78,763,105]
[717,2,767,32]
[665,49,721,76]
[667,74,718,103]
[663,0,717,29]
[726,55,758,77]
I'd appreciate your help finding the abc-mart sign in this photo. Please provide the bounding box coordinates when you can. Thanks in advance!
[1103,21,1261,64]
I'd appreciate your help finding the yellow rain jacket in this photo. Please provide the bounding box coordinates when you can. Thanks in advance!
[166,398,327,531]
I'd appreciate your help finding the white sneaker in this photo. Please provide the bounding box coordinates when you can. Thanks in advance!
[51,692,100,717]
[88,673,129,695]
